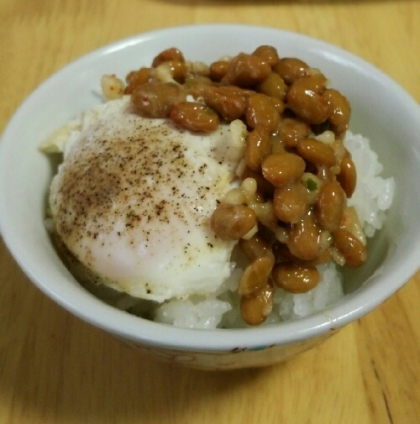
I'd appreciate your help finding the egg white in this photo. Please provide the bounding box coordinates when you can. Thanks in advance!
[49,96,246,302]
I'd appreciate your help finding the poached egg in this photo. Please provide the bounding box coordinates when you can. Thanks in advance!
[48,96,246,302]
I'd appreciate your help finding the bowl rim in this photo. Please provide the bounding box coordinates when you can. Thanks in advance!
[1,23,420,352]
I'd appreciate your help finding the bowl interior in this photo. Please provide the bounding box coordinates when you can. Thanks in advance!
[1,24,420,351]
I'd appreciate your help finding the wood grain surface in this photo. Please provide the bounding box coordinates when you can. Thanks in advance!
[1,0,420,423]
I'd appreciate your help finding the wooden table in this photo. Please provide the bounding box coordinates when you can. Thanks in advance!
[1,1,420,423]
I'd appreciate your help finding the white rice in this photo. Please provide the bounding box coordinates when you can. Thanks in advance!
[152,131,395,329]
[345,133,395,237]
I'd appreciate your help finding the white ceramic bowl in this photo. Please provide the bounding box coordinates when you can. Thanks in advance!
[1,24,420,370]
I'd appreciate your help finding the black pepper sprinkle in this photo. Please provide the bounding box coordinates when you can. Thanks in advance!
[51,105,234,270]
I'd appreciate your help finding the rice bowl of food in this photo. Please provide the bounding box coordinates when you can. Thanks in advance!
[1,24,419,369]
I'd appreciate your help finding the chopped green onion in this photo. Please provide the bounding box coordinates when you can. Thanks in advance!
[307,178,318,191]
